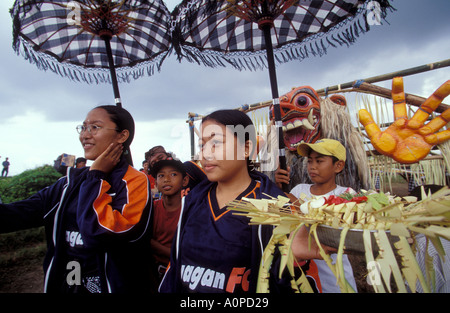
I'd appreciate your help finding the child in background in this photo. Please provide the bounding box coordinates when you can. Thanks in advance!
[140,160,157,196]
[150,157,188,283]
[276,138,358,293]
[145,145,206,197]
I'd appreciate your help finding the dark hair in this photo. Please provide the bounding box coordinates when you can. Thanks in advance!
[145,145,167,162]
[95,105,135,166]
[307,151,343,175]
[150,158,187,178]
[202,109,256,170]
[76,157,87,164]
[306,149,340,163]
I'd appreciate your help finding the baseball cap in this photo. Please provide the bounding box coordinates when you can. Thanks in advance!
[150,157,186,178]
[297,139,346,161]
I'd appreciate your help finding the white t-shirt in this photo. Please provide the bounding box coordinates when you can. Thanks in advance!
[290,184,358,293]
[290,184,351,200]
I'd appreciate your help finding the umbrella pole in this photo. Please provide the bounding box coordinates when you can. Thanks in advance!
[102,35,123,108]
[189,121,195,160]
[261,23,288,192]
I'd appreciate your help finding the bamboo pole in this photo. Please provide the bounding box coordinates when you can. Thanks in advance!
[239,59,450,113]
[324,82,450,113]
[315,59,450,95]
[186,60,450,163]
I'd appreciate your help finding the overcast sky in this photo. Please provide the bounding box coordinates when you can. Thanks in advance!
[0,0,449,176]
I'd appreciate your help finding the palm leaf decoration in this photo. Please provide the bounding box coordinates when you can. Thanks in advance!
[227,186,450,292]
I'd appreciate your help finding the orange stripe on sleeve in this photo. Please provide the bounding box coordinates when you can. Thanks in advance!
[93,167,150,233]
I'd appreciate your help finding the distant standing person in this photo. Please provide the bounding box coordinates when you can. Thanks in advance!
[2,157,10,177]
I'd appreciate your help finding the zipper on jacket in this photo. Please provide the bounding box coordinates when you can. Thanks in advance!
[44,169,71,292]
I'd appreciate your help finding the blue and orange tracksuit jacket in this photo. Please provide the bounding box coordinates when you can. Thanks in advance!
[159,170,293,293]
[0,157,155,293]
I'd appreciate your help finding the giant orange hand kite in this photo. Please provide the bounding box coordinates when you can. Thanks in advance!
[359,77,450,164]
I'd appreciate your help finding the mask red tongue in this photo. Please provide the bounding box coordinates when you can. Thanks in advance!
[284,128,307,150]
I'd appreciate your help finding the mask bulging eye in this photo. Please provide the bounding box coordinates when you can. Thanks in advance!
[296,96,311,107]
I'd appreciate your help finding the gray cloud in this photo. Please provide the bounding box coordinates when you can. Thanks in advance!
[2,0,449,123]
[1,0,449,175]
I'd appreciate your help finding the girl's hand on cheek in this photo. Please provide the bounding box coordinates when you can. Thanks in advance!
[90,143,123,173]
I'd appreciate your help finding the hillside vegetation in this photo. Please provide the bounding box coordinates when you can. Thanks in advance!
[0,166,62,292]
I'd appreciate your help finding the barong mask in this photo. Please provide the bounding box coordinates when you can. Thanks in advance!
[270,87,347,151]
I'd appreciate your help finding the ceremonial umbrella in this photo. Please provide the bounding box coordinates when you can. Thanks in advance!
[11,0,172,108]
[171,0,393,190]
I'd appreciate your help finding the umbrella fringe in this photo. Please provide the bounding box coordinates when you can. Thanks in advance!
[173,0,394,71]
[176,14,390,71]
[13,36,167,85]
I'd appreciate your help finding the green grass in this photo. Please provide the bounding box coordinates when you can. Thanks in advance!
[0,227,46,267]
[0,165,60,267]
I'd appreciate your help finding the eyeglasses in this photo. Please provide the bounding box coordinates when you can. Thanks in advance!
[76,124,119,135]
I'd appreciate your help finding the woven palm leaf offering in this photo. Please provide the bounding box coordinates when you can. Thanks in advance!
[227,186,450,293]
